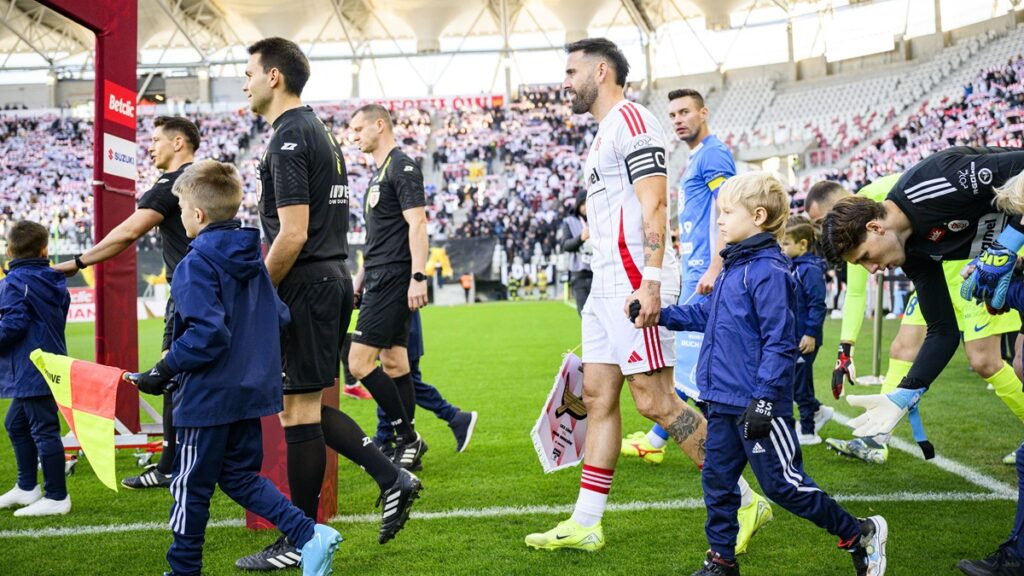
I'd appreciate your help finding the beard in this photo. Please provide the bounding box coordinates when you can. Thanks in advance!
[569,77,598,115]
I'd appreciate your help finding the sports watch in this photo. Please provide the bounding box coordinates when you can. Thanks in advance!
[412,272,427,282]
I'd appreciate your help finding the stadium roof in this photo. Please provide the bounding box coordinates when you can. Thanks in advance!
[0,0,938,67]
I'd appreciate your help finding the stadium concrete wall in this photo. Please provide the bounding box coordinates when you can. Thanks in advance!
[0,83,49,108]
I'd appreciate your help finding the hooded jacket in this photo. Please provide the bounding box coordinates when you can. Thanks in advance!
[791,252,827,343]
[658,232,799,412]
[163,220,290,427]
[0,258,70,398]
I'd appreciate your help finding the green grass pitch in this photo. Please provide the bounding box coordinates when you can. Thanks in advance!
[1,301,1021,575]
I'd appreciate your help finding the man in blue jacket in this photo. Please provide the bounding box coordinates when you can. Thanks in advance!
[0,221,71,517]
[648,172,887,576]
[129,160,343,576]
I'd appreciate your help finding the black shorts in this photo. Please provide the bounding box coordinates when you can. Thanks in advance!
[278,260,352,393]
[162,295,176,352]
[354,264,411,349]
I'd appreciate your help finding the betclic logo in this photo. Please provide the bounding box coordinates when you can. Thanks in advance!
[104,80,136,128]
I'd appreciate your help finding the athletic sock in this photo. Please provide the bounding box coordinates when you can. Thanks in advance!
[392,372,416,429]
[284,423,326,522]
[361,366,415,441]
[321,406,399,490]
[987,362,1024,422]
[156,392,176,475]
[571,464,614,528]
[738,476,753,508]
[646,427,669,449]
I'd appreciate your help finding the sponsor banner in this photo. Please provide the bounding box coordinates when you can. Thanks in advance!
[103,133,137,181]
[531,352,587,473]
[373,94,504,111]
[103,80,137,129]
[67,288,161,323]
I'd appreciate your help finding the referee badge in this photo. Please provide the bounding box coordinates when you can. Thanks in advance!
[368,184,380,208]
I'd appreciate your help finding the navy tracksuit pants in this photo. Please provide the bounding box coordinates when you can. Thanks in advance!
[372,311,459,443]
[793,346,822,435]
[703,403,860,560]
[4,395,66,500]
[167,418,315,576]
[1006,440,1024,558]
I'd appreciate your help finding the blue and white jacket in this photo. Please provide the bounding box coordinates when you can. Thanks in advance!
[658,233,799,413]
[164,221,290,427]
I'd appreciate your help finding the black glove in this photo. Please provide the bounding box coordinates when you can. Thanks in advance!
[628,299,641,324]
[742,398,774,440]
[131,359,175,395]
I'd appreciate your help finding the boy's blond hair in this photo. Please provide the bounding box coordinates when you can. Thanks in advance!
[718,171,789,239]
[172,160,243,223]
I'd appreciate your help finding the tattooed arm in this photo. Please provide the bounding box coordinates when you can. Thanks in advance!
[625,174,668,328]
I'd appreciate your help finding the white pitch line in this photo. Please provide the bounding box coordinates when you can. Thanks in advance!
[831,411,1016,498]
[0,490,1010,540]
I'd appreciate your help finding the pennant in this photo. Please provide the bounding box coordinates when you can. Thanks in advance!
[29,349,123,491]
[531,352,587,473]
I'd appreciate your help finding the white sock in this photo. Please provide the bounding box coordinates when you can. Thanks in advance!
[646,430,668,449]
[738,476,754,508]
[571,464,613,528]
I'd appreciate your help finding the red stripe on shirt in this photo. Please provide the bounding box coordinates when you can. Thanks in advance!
[618,107,638,136]
[625,103,647,134]
[618,207,642,290]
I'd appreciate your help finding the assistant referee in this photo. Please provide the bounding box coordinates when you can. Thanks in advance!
[348,104,430,472]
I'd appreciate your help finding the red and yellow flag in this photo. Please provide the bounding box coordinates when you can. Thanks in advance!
[29,349,123,491]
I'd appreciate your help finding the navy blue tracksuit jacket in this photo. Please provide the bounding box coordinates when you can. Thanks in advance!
[659,233,860,560]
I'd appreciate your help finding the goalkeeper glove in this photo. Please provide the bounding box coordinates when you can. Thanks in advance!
[831,343,857,399]
[847,385,925,438]
[128,359,176,395]
[742,398,774,440]
[961,242,1016,311]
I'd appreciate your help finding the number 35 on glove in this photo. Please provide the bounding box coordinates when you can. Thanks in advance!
[961,242,1016,312]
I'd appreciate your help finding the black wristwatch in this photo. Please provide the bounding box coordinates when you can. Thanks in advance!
[74,254,88,269]
[412,272,427,282]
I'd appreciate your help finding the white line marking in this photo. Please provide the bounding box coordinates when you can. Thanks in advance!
[0,491,1009,539]
[832,411,1016,498]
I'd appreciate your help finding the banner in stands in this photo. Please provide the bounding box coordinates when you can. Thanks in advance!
[374,94,504,111]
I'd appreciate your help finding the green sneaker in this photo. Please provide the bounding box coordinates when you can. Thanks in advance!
[620,431,666,464]
[736,491,773,555]
[1003,451,1017,465]
[525,518,604,552]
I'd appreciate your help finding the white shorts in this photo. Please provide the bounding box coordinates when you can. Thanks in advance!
[581,296,676,376]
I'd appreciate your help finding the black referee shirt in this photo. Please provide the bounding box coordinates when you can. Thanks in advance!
[884,146,1024,389]
[137,162,192,281]
[258,106,350,264]
[362,147,425,269]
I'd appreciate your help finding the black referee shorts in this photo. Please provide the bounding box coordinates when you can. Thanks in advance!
[354,264,412,349]
[161,294,176,352]
[278,260,352,394]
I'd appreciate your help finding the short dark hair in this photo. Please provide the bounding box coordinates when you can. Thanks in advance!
[565,38,630,87]
[153,116,200,153]
[247,37,310,97]
[668,88,704,108]
[7,220,48,259]
[353,104,393,129]
[804,180,847,212]
[785,221,818,255]
[819,196,887,265]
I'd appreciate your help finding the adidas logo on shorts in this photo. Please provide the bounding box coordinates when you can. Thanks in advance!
[752,442,766,454]
[627,351,643,364]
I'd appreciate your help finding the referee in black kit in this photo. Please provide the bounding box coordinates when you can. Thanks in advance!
[348,104,430,472]
[237,39,419,571]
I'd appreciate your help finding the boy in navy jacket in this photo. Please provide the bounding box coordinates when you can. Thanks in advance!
[648,173,887,576]
[0,221,71,517]
[129,160,341,576]
[782,220,834,445]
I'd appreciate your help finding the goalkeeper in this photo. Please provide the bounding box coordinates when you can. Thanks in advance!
[806,174,1024,465]
[819,146,1024,574]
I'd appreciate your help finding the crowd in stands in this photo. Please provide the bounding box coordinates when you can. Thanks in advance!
[821,55,1024,191]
